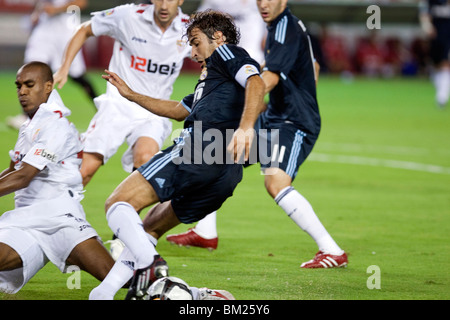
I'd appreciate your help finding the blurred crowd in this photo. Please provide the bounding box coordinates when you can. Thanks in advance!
[311,29,429,78]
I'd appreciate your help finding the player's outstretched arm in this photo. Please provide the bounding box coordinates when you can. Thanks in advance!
[0,162,40,198]
[53,21,94,89]
[0,161,15,180]
[103,70,189,121]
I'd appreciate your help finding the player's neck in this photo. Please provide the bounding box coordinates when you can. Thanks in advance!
[155,18,174,34]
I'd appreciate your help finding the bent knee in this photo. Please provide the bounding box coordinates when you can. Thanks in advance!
[132,138,160,168]
[133,150,157,168]
[264,169,293,198]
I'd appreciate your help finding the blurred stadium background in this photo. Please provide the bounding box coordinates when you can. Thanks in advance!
[0,0,431,78]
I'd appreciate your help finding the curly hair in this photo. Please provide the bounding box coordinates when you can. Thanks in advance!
[185,9,240,45]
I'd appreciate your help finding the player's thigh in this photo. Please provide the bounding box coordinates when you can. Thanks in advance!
[143,201,181,239]
[0,242,22,271]
[83,98,130,163]
[106,170,159,213]
[66,237,114,281]
[0,228,43,271]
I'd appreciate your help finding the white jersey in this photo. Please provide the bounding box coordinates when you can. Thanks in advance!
[11,90,84,208]
[91,3,191,117]
[198,0,266,64]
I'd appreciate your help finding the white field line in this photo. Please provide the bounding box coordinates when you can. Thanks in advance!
[317,142,450,157]
[310,153,450,175]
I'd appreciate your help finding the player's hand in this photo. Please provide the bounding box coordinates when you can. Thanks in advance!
[227,127,255,164]
[102,70,134,100]
[53,68,68,90]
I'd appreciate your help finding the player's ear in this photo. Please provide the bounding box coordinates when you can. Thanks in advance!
[213,31,226,44]
[44,80,53,95]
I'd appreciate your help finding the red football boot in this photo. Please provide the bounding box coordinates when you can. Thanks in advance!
[301,251,348,268]
[166,228,218,251]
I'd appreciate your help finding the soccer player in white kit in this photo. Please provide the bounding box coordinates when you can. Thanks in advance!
[0,62,114,295]
[54,1,191,186]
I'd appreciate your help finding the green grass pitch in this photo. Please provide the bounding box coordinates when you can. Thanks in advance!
[0,70,449,300]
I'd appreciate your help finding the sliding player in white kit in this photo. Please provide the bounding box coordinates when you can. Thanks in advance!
[0,62,114,294]
[54,0,191,186]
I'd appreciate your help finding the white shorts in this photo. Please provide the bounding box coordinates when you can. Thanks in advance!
[83,94,173,172]
[24,14,86,77]
[0,191,98,294]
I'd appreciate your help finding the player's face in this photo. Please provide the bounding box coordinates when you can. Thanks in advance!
[152,0,184,27]
[189,28,223,68]
[256,0,288,24]
[15,67,52,118]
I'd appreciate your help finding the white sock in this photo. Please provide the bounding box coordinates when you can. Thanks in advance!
[194,212,218,239]
[107,201,157,268]
[89,234,159,300]
[275,186,343,255]
[89,247,136,300]
[434,68,450,106]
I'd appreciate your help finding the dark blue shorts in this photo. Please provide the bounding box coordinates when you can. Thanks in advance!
[138,141,243,224]
[255,114,318,180]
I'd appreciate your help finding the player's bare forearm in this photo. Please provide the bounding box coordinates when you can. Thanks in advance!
[128,92,188,121]
[227,75,265,162]
[0,161,15,180]
[54,21,93,89]
[0,163,39,197]
[240,75,266,130]
[103,70,189,121]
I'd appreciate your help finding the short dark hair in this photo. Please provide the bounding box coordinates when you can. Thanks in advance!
[20,61,54,83]
[186,9,240,45]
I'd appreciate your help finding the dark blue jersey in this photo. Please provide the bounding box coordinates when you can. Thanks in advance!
[263,7,320,136]
[182,44,260,132]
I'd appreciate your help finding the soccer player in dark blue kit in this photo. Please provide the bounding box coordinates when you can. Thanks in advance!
[258,0,347,268]
[89,10,265,300]
[168,0,348,269]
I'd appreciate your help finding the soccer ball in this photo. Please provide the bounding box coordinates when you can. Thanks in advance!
[147,276,193,300]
